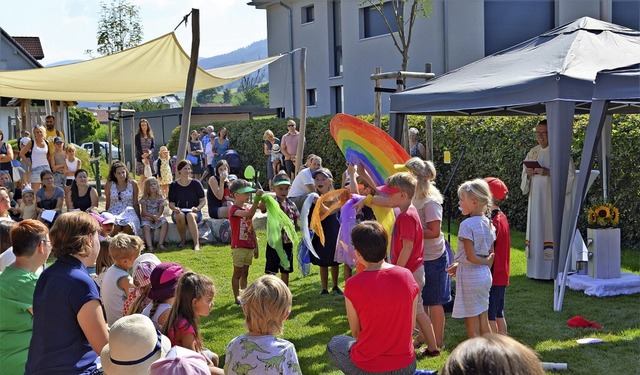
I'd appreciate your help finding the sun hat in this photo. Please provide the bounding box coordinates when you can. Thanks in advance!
[22,186,34,195]
[101,314,171,375]
[484,177,509,201]
[150,346,210,375]
[133,253,161,287]
[234,186,256,194]
[100,212,116,225]
[147,262,184,301]
[272,144,281,152]
[272,173,291,186]
[89,212,105,225]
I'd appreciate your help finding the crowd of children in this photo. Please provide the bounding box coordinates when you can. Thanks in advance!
[0,126,532,374]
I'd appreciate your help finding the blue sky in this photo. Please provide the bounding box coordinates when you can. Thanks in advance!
[0,0,267,65]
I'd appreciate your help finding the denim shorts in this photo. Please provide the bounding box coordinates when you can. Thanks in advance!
[422,251,452,306]
[31,165,51,183]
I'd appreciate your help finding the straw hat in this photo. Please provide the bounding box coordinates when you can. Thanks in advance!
[101,314,171,375]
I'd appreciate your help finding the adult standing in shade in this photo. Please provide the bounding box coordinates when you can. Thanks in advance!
[520,119,575,280]
[263,130,280,191]
[281,119,303,180]
[25,212,108,374]
[0,129,14,180]
[211,127,230,167]
[188,130,204,180]
[135,119,155,188]
[408,127,426,160]
[20,125,51,192]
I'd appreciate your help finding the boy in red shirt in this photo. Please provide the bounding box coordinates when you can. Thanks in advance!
[229,179,263,305]
[484,177,511,335]
[328,221,418,374]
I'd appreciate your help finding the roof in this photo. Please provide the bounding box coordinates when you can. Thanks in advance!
[390,17,640,116]
[11,36,44,60]
[0,27,42,68]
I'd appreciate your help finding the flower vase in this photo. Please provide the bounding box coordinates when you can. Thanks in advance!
[587,228,621,279]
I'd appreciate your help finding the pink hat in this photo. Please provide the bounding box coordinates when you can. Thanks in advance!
[133,253,161,287]
[150,346,209,375]
[148,262,184,301]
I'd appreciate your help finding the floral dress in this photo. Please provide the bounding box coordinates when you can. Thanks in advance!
[157,158,173,186]
[140,197,167,230]
[108,180,141,235]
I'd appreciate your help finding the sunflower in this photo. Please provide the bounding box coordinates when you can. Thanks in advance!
[610,207,620,226]
[587,210,598,225]
[596,205,610,219]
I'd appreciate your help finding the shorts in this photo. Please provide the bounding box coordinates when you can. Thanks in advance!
[412,266,426,315]
[488,286,506,320]
[422,251,452,306]
[265,242,294,274]
[31,165,51,183]
[232,247,254,267]
[171,210,203,224]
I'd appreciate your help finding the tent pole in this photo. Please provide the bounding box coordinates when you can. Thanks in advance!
[176,8,200,162]
[600,116,612,200]
[295,48,307,175]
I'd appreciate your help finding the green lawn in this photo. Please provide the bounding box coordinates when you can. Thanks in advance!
[151,226,640,374]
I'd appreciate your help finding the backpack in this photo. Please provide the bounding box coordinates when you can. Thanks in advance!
[24,139,50,160]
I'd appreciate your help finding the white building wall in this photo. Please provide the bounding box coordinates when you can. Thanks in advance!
[257,0,622,118]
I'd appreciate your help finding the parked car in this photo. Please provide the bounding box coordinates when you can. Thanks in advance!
[81,142,120,160]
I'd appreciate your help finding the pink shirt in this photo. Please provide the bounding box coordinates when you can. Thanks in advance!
[280,132,301,160]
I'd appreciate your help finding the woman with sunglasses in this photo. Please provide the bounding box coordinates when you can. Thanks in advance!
[104,161,140,235]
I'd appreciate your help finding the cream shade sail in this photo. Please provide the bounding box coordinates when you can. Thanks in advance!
[0,33,284,102]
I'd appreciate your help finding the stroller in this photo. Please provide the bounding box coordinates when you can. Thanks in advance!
[221,150,242,176]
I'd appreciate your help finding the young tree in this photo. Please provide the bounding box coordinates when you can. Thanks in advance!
[69,107,102,144]
[238,69,265,92]
[239,87,269,108]
[362,0,432,84]
[223,89,232,104]
[95,0,143,56]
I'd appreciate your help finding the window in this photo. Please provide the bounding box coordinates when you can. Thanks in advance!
[362,1,399,38]
[331,86,343,114]
[484,0,554,55]
[331,1,343,77]
[302,5,315,24]
[306,89,317,107]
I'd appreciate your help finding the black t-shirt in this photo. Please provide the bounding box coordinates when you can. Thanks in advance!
[168,179,205,209]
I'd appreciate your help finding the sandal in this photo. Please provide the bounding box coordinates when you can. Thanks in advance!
[418,347,441,357]
[157,244,167,250]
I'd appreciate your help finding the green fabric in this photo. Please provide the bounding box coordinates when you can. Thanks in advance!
[258,195,297,269]
[0,266,38,374]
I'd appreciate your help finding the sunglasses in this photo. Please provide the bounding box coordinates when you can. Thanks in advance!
[118,191,122,201]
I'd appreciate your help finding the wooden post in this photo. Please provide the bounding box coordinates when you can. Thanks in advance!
[424,63,433,161]
[176,8,200,161]
[374,67,382,127]
[295,47,307,175]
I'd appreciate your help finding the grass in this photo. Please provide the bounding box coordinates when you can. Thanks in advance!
[150,225,640,375]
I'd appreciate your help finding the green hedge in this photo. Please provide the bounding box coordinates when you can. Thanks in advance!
[166,114,639,248]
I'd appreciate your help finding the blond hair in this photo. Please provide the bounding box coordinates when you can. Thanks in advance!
[386,172,417,198]
[458,178,492,216]
[404,158,443,204]
[263,129,274,140]
[240,275,292,335]
[109,233,144,261]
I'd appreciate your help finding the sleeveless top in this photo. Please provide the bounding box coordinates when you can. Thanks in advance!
[31,141,49,168]
[0,142,12,174]
[65,158,79,179]
[72,187,94,212]
[207,176,229,217]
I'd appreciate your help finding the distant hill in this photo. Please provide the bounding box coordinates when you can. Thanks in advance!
[46,59,82,67]
[199,39,268,89]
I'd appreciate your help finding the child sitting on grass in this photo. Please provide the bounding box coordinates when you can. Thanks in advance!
[143,262,184,331]
[163,271,223,375]
[100,233,144,326]
[229,179,263,305]
[327,221,418,374]
[225,275,300,375]
[123,253,161,315]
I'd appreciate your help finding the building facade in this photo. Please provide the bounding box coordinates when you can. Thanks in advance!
[249,0,640,118]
